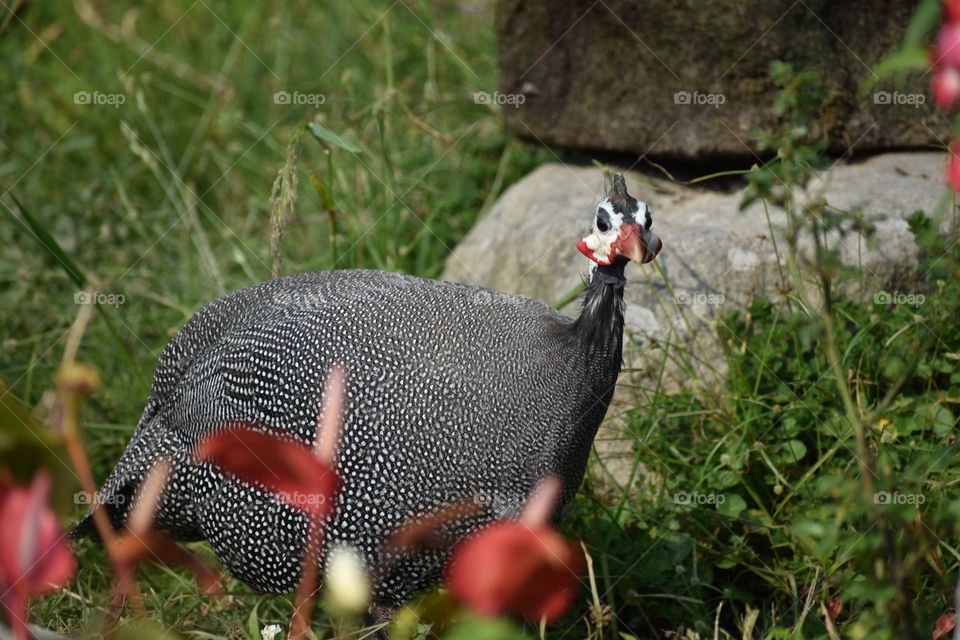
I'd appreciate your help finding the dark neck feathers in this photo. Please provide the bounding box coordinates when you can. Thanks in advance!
[570,260,626,360]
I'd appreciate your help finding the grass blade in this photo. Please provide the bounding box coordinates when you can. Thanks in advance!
[3,195,86,287]
[309,122,362,153]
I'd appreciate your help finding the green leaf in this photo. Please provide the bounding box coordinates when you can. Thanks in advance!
[777,439,807,463]
[718,493,747,518]
[442,616,529,640]
[920,403,956,437]
[245,602,260,640]
[791,520,827,540]
[903,0,942,49]
[309,122,362,153]
[860,47,931,95]
[2,195,86,287]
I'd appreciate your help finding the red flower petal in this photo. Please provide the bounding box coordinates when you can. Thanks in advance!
[825,596,842,620]
[933,65,960,111]
[933,611,956,640]
[114,530,221,594]
[947,145,960,192]
[2,590,27,640]
[0,471,75,596]
[446,522,582,623]
[945,0,960,23]
[194,425,340,518]
[937,23,960,68]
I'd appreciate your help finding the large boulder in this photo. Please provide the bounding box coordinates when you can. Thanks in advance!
[442,152,947,481]
[495,0,949,159]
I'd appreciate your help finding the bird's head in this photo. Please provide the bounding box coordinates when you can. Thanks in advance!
[577,174,662,266]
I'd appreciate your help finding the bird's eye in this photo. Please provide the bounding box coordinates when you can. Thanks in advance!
[596,210,611,232]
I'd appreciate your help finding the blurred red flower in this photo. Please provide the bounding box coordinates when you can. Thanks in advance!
[446,521,583,623]
[0,471,75,640]
[195,425,341,518]
[947,145,960,191]
[113,529,221,594]
[937,22,960,68]
[933,65,960,110]
[945,0,960,23]
[932,611,956,640]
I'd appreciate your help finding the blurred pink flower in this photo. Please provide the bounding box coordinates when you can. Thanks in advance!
[945,0,960,23]
[932,610,956,640]
[933,65,960,110]
[446,522,583,623]
[936,22,960,68]
[947,145,960,191]
[445,477,582,624]
[195,425,341,519]
[0,471,75,640]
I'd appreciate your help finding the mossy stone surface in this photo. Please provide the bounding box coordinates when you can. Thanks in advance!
[496,0,948,159]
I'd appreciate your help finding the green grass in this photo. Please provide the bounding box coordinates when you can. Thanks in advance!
[0,0,546,479]
[3,2,960,640]
[1,1,546,636]
[561,63,960,639]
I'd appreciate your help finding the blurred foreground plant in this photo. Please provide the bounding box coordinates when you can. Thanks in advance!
[0,471,76,640]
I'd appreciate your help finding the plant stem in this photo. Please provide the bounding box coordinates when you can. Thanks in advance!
[58,298,147,621]
[290,518,322,640]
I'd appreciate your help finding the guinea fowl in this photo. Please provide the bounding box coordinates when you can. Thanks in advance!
[72,173,662,609]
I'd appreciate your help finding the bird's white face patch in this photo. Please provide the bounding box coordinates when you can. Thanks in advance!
[580,199,646,265]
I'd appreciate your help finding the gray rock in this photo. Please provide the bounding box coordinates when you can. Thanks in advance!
[495,0,949,159]
[443,152,948,481]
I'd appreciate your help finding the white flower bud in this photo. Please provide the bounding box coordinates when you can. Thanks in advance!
[325,545,370,614]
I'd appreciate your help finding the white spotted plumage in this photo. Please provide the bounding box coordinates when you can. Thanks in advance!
[73,177,656,609]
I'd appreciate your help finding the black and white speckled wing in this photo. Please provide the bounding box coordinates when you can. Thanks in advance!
[76,269,614,605]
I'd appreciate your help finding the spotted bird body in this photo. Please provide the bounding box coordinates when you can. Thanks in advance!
[72,174,661,608]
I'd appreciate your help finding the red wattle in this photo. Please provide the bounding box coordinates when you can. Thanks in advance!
[576,238,590,257]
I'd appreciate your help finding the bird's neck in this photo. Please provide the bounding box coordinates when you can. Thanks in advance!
[570,260,626,368]
[550,260,627,503]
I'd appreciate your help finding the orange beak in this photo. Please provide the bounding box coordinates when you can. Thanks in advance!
[613,224,662,264]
